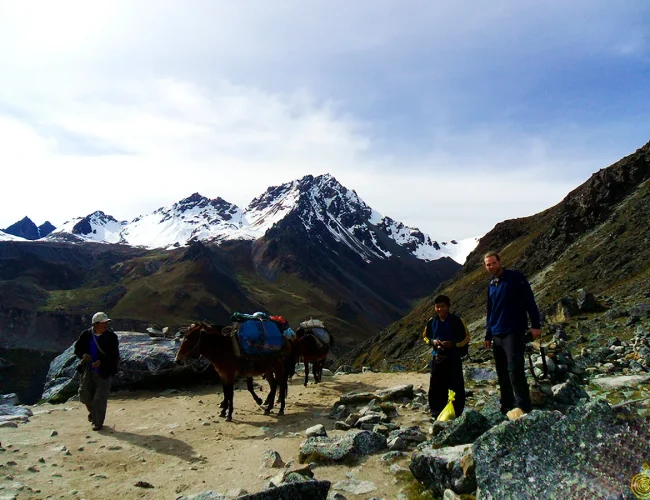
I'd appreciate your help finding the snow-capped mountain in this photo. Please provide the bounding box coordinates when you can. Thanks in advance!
[0,230,27,242]
[2,217,55,240]
[43,174,480,264]
[49,211,127,244]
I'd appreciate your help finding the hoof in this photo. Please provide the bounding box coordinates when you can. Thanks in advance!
[226,415,232,422]
[278,410,284,416]
[264,409,271,415]
[219,410,227,418]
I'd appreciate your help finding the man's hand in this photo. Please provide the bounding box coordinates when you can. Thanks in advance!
[82,354,91,363]
[484,340,492,349]
[92,360,101,369]
[530,328,542,340]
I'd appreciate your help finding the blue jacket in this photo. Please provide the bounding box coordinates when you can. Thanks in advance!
[485,269,541,341]
[422,313,470,359]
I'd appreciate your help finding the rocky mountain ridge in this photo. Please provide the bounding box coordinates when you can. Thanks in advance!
[27,174,478,265]
[340,138,650,369]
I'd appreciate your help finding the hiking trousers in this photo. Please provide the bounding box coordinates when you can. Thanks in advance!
[428,356,465,418]
[82,372,112,427]
[492,332,532,412]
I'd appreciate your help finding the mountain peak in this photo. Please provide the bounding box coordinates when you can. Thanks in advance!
[3,216,39,240]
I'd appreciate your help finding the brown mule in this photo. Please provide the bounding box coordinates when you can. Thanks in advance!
[293,331,332,386]
[174,322,294,422]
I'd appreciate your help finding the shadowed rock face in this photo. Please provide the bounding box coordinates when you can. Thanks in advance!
[472,400,650,499]
[41,332,215,403]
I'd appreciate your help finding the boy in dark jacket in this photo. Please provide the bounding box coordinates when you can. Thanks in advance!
[74,312,120,430]
[422,295,470,418]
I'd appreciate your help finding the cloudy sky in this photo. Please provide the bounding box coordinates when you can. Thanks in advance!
[1,1,649,240]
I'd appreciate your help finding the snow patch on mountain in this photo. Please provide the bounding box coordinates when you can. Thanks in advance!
[121,193,244,249]
[49,211,126,244]
[0,230,27,242]
[43,174,479,262]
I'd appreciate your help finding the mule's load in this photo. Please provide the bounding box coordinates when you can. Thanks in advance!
[229,312,286,357]
[298,318,332,348]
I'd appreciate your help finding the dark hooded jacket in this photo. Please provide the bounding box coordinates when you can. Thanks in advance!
[74,328,120,378]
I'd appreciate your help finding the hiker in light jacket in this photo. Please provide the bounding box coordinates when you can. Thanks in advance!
[74,312,120,431]
[422,295,470,418]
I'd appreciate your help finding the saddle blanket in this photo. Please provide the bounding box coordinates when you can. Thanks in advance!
[237,319,285,356]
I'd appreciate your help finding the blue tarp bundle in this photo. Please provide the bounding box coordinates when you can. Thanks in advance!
[238,319,285,356]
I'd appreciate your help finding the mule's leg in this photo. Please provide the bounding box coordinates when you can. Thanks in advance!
[246,377,264,406]
[304,362,309,387]
[262,375,274,407]
[277,373,287,416]
[219,385,228,418]
[225,382,235,422]
[264,375,277,415]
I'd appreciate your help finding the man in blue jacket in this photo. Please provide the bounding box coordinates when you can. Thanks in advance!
[483,251,541,416]
[423,295,471,419]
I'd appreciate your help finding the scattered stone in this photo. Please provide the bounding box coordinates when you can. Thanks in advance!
[334,422,351,431]
[590,374,650,390]
[0,422,17,429]
[305,425,327,438]
[261,450,285,469]
[135,481,154,488]
[375,385,414,402]
[107,445,123,451]
[410,444,476,496]
[299,430,386,464]
[332,479,377,495]
[49,431,58,437]
[387,437,406,451]
[551,379,589,406]
[429,410,491,447]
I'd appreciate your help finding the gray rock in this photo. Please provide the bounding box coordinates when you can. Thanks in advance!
[590,374,650,390]
[387,427,427,448]
[355,415,382,427]
[378,451,407,463]
[239,480,331,500]
[429,410,491,447]
[629,304,650,317]
[260,450,285,469]
[332,479,376,495]
[334,421,351,431]
[0,421,18,428]
[443,490,463,500]
[410,444,475,496]
[305,425,327,438]
[464,367,498,381]
[335,392,376,406]
[375,384,414,401]
[298,430,386,464]
[551,379,589,405]
[387,437,406,451]
[327,493,347,500]
[42,332,213,402]
[0,393,19,405]
[478,397,507,427]
[473,400,650,499]
[176,492,228,500]
[577,289,602,312]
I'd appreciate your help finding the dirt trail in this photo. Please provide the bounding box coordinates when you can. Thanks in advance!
[0,372,433,499]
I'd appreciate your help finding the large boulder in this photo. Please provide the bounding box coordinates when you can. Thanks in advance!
[41,332,214,402]
[298,430,386,464]
[473,400,650,499]
[410,444,476,496]
[429,410,492,447]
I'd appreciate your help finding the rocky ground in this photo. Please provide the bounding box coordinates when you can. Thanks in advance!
[2,350,650,500]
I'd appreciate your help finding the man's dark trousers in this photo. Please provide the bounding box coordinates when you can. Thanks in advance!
[492,332,531,412]
[428,357,465,418]
[84,372,112,427]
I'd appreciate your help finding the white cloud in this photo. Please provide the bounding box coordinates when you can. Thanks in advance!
[0,1,647,240]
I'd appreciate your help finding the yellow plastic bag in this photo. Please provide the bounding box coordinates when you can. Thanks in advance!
[436,389,456,421]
